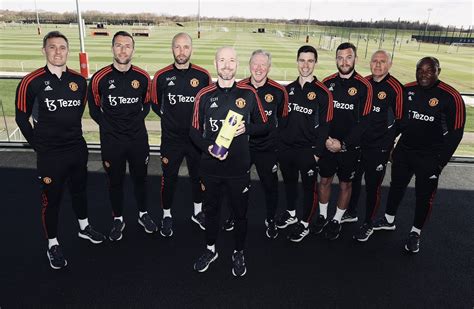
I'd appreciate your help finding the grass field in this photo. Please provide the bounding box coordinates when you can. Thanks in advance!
[0,22,473,154]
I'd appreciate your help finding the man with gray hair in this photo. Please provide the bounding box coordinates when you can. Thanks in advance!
[151,32,212,237]
[343,50,404,242]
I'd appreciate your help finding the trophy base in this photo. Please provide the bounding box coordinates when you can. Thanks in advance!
[211,144,228,157]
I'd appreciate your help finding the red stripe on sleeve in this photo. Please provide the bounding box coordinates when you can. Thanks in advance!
[355,74,373,116]
[17,68,46,112]
[438,82,465,130]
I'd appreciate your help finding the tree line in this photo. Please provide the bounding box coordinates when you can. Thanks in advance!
[0,9,461,31]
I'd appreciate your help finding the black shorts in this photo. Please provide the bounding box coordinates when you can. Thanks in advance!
[318,149,359,182]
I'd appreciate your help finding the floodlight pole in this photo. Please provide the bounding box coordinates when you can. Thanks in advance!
[197,0,201,39]
[76,0,89,78]
[34,0,41,35]
[418,8,432,51]
[306,0,312,43]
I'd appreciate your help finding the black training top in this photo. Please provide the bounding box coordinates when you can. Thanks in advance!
[363,73,404,151]
[323,71,373,149]
[151,63,212,144]
[88,64,151,143]
[398,80,465,167]
[15,66,87,153]
[238,77,289,152]
[190,81,269,177]
[280,76,333,157]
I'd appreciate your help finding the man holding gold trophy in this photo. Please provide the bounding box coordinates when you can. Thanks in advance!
[190,46,269,277]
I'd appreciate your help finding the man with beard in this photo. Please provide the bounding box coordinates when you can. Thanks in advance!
[151,33,212,237]
[372,57,465,253]
[88,31,158,241]
[190,46,268,277]
[343,50,404,242]
[319,42,373,240]
[15,31,105,269]
[275,45,333,243]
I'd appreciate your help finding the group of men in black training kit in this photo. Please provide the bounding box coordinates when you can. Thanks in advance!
[15,30,466,277]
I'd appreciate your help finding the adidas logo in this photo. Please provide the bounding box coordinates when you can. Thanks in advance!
[44,85,53,91]
[329,87,334,91]
[272,164,278,173]
[307,169,314,176]
[109,84,116,89]
[242,187,249,193]
[376,164,384,172]
[289,90,294,95]
[429,175,438,179]
[168,81,175,86]
[210,102,218,108]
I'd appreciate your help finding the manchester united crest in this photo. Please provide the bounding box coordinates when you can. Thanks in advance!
[162,157,169,165]
[43,177,52,184]
[69,82,78,92]
[265,94,274,103]
[235,98,246,109]
[378,91,387,100]
[131,80,140,89]
[190,78,199,88]
[348,87,357,96]
[429,98,439,107]
[201,182,206,191]
[104,161,111,168]
[307,92,317,100]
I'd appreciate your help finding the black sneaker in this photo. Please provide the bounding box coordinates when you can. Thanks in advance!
[353,222,374,242]
[275,211,297,229]
[138,213,158,234]
[404,232,420,254]
[341,212,358,223]
[46,245,67,270]
[231,250,247,277]
[194,249,218,273]
[373,217,396,231]
[78,225,106,244]
[265,219,278,239]
[325,219,342,240]
[191,211,206,231]
[288,222,310,242]
[222,218,234,232]
[310,215,328,234]
[109,219,126,241]
[160,216,173,237]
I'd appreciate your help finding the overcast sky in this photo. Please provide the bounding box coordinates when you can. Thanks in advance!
[2,0,473,27]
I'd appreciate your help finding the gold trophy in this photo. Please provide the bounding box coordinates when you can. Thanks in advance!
[211,110,243,157]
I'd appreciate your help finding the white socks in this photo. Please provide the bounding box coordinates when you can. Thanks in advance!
[301,221,309,228]
[288,210,296,217]
[207,244,215,253]
[333,207,346,223]
[139,211,148,218]
[163,209,171,218]
[319,202,328,218]
[48,238,59,249]
[194,203,202,215]
[385,214,395,224]
[114,216,124,222]
[78,218,89,230]
[410,226,421,235]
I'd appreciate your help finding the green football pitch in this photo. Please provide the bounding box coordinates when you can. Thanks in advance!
[0,22,473,150]
[1,22,473,90]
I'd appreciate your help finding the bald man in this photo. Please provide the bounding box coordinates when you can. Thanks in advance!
[190,46,269,276]
[151,33,212,237]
